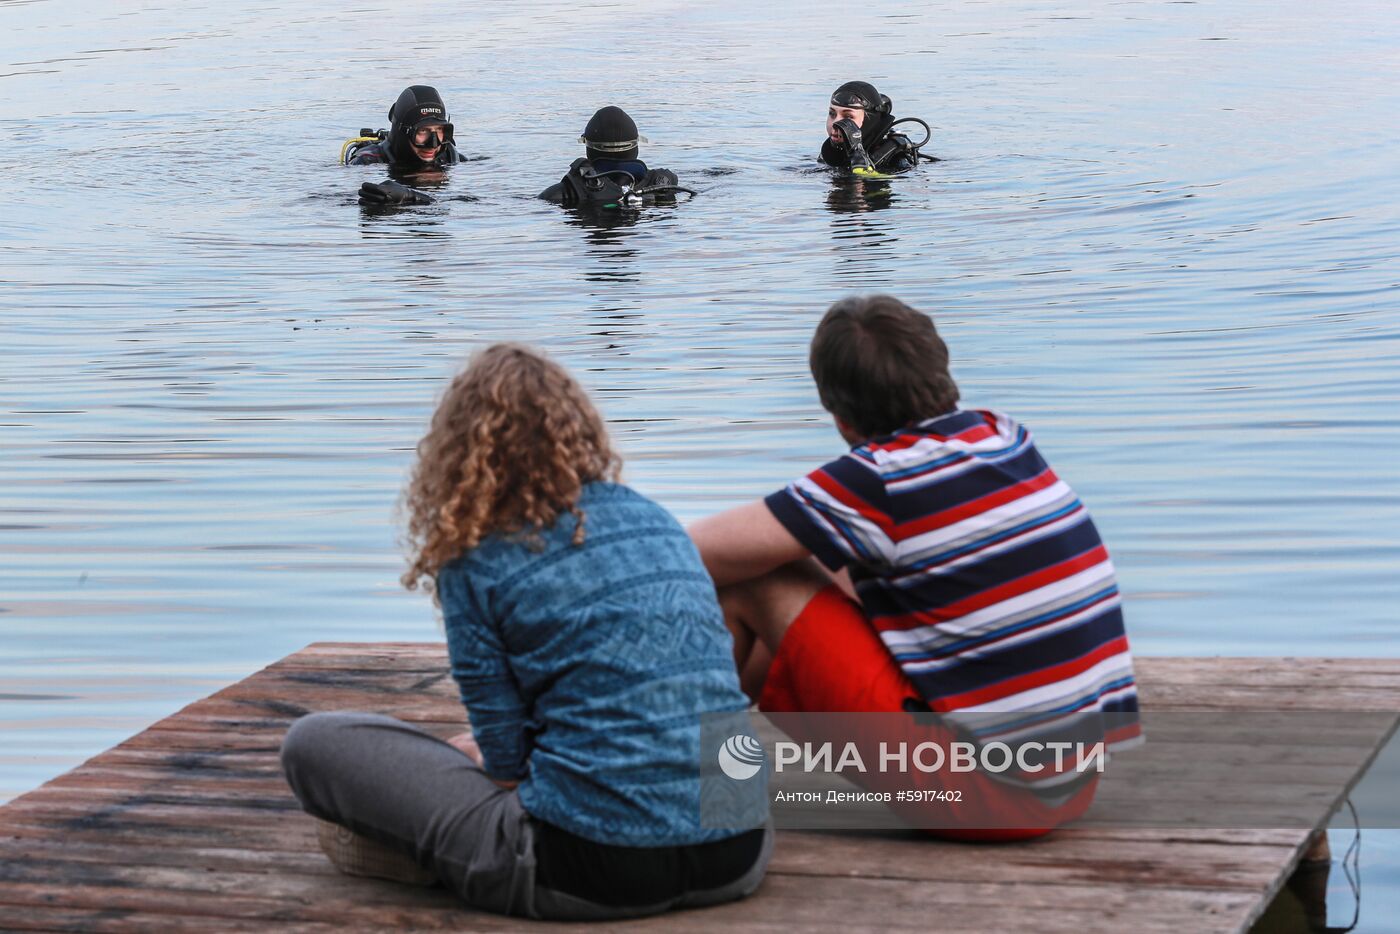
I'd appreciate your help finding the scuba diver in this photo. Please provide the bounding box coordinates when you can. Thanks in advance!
[538,106,693,209]
[344,85,465,207]
[820,81,934,176]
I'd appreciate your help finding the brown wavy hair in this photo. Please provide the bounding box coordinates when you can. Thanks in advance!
[400,343,621,592]
[811,295,960,438]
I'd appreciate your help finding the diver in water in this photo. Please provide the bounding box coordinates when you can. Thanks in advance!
[538,106,692,208]
[820,81,932,175]
[345,85,465,206]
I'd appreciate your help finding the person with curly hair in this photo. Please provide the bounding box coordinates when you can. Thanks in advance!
[279,343,771,920]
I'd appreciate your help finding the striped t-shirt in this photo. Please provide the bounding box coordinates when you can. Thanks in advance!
[765,409,1140,758]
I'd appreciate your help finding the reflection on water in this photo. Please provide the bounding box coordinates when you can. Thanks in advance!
[565,209,645,285]
[825,176,897,213]
[2,0,1400,926]
[825,176,902,283]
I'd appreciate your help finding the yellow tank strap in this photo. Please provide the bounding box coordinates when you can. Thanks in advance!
[851,165,899,181]
[340,136,382,165]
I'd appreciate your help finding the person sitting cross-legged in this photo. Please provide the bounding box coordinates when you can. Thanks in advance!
[281,344,771,919]
[689,295,1141,839]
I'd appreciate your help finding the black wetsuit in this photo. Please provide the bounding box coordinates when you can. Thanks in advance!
[820,131,917,174]
[819,109,921,174]
[538,157,680,206]
[346,138,465,168]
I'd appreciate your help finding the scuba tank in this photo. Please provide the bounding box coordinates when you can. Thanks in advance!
[557,158,631,208]
[554,158,695,209]
[868,116,934,170]
[341,128,387,165]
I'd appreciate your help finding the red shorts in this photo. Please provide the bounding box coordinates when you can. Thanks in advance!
[758,585,1096,841]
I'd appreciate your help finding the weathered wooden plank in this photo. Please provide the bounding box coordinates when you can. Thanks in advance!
[1135,682,1400,710]
[0,905,341,933]
[0,820,1293,893]
[268,647,1400,685]
[7,791,1307,878]
[282,642,443,655]
[265,644,446,673]
[0,858,527,929]
[0,805,1304,919]
[273,645,1400,673]
[138,706,464,732]
[6,783,301,813]
[0,881,515,931]
[30,773,287,804]
[0,812,1285,905]
[0,887,1243,934]
[623,874,1260,933]
[46,733,1381,792]
[259,649,1400,701]
[213,676,458,713]
[5,772,1344,843]
[1108,718,1392,747]
[0,859,1259,933]
[0,811,315,853]
[114,728,286,752]
[259,650,1400,717]
[3,649,1395,934]
[172,697,448,723]
[0,795,303,825]
[228,666,456,692]
[766,832,1293,890]
[22,764,1362,822]
[394,647,1367,668]
[1058,827,1306,845]
[0,835,334,876]
[60,748,286,777]
[1137,656,1400,680]
[1106,756,1368,782]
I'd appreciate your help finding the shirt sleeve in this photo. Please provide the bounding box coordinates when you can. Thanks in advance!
[440,569,532,781]
[763,453,897,573]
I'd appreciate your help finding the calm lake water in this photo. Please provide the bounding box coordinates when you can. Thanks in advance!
[3,0,1398,928]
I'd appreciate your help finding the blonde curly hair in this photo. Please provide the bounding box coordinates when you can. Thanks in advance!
[400,343,621,592]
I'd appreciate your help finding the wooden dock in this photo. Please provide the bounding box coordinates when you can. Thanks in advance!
[2,645,1396,932]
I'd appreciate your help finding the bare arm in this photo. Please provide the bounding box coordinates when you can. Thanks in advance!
[688,499,811,588]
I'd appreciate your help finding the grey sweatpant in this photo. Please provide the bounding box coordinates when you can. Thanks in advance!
[280,711,771,920]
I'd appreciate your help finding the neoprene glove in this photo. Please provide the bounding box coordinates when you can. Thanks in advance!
[358,180,434,206]
[639,168,679,189]
[832,118,863,150]
[832,118,875,171]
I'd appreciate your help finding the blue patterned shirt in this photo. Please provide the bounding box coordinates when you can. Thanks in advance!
[437,482,754,846]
